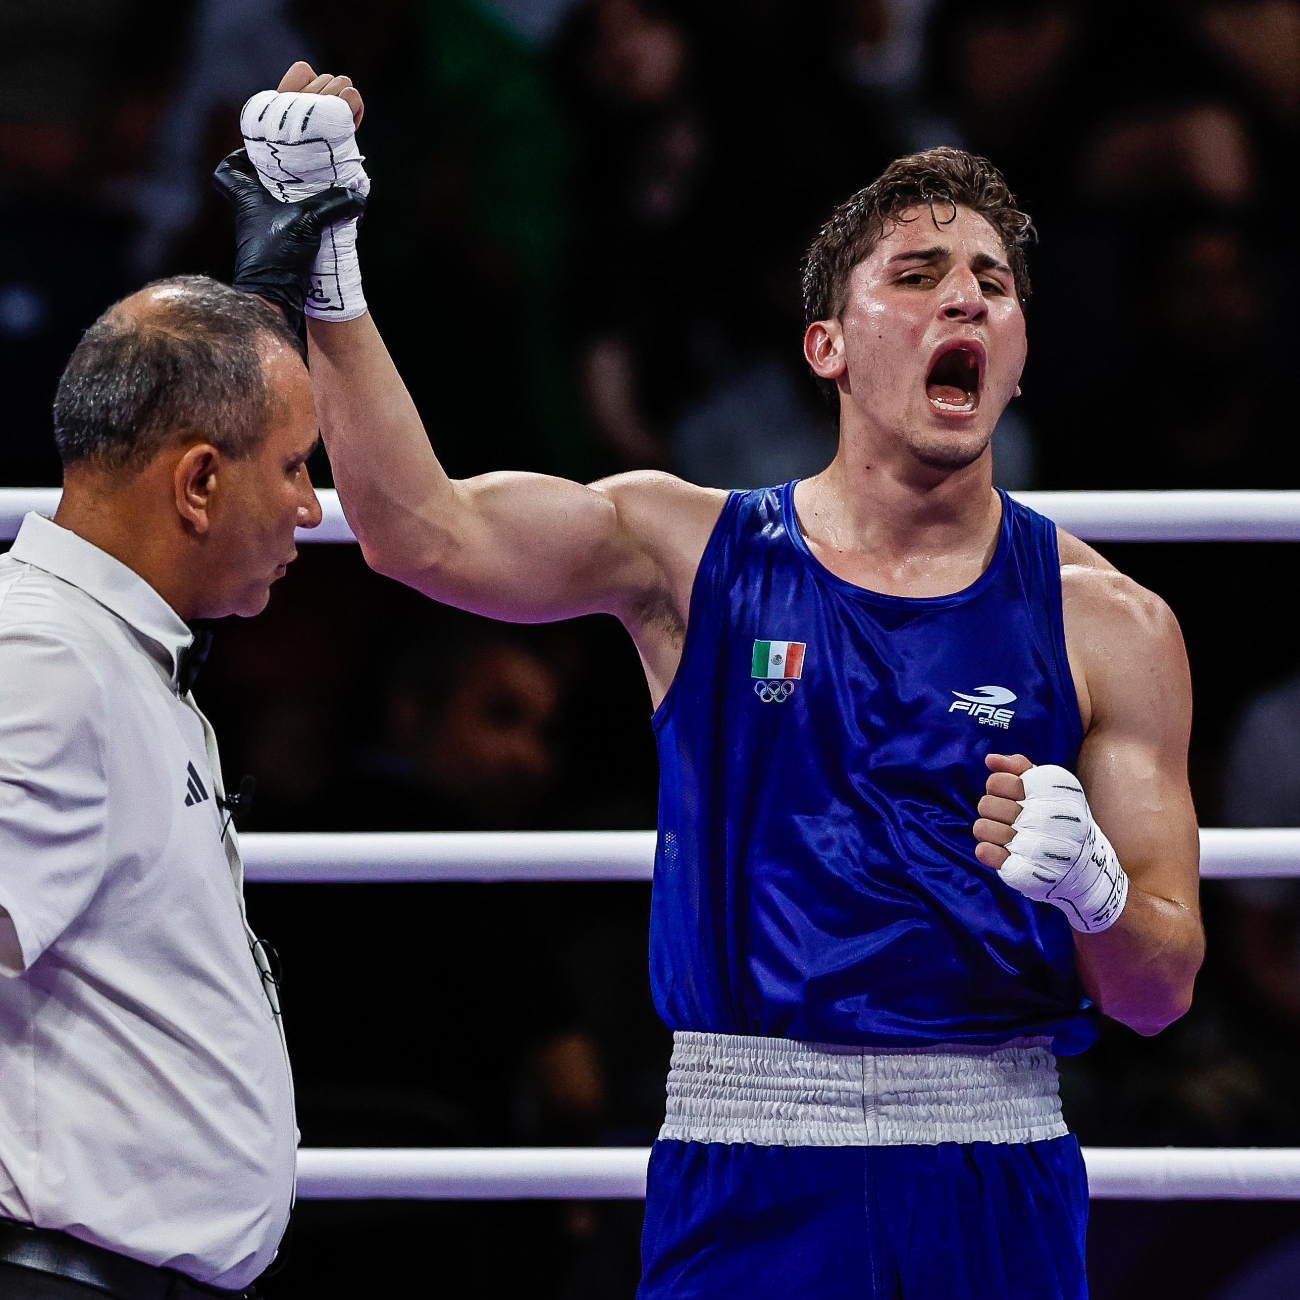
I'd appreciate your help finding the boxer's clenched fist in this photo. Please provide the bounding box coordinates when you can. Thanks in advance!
[240,89,368,203]
[974,753,1129,934]
[278,61,364,124]
[237,62,370,322]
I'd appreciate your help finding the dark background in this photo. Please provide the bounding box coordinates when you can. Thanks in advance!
[3,1,1300,1295]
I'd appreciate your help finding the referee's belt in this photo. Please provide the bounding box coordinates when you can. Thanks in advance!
[0,1219,258,1300]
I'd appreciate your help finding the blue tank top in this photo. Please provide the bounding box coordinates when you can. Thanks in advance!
[650,483,1099,1055]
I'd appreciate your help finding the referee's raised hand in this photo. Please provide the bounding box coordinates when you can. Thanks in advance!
[213,149,365,334]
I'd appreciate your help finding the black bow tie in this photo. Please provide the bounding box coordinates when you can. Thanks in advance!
[178,627,213,695]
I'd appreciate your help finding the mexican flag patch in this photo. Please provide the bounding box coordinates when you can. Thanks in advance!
[751,640,806,680]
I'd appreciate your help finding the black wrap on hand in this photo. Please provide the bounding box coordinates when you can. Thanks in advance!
[212,149,367,336]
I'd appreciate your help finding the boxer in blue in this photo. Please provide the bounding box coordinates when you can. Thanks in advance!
[219,66,1204,1298]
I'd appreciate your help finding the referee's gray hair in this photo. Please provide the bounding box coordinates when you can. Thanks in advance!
[52,275,306,473]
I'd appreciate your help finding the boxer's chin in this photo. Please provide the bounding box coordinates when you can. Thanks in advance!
[907,425,994,473]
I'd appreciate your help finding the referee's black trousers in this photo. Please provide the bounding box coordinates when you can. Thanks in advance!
[0,1220,261,1300]
[0,1261,118,1297]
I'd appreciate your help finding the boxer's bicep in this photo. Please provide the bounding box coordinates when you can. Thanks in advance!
[1073,578,1199,913]
[309,312,717,625]
[380,467,723,628]
[406,469,664,621]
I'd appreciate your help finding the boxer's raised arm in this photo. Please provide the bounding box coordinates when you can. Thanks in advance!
[307,313,700,622]
[219,70,722,627]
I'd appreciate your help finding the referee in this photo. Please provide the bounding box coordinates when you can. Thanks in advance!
[0,277,321,1298]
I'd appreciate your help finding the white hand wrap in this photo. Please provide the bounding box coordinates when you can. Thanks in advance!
[999,764,1129,934]
[240,90,370,321]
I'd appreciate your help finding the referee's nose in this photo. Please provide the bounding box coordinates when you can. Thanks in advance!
[297,483,323,531]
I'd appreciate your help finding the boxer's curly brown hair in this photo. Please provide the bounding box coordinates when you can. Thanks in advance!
[801,148,1035,405]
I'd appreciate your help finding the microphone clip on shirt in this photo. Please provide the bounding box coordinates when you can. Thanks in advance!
[218,775,257,845]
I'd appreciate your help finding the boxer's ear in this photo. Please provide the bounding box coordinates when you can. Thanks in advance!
[804,318,846,383]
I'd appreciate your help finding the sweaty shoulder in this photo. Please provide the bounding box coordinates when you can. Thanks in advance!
[1055,527,1188,734]
[593,472,729,698]
[595,470,729,545]
[595,472,728,618]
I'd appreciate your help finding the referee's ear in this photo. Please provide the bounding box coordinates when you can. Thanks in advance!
[174,443,221,536]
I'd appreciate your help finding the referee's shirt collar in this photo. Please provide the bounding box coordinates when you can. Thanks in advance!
[9,512,193,686]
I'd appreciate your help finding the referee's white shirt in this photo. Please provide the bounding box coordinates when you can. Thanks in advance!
[0,513,296,1291]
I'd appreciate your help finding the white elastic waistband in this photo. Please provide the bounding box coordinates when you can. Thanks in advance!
[659,1030,1068,1147]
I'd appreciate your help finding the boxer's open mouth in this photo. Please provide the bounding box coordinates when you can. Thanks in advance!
[925,342,984,414]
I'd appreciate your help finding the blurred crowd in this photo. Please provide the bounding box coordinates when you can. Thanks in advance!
[5,0,1299,491]
[3,1,1300,1296]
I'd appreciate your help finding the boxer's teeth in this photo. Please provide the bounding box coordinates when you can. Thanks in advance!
[925,344,982,413]
[928,384,970,407]
[929,393,975,412]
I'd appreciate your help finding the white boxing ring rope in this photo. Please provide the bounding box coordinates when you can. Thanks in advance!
[8,487,1300,544]
[7,487,1300,1202]
[239,827,1300,883]
[294,1147,1300,1201]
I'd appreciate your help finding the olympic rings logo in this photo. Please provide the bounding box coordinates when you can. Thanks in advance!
[754,679,796,704]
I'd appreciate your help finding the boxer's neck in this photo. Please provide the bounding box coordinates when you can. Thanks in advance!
[792,440,1002,598]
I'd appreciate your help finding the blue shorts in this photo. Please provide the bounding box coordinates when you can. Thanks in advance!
[638,1135,1089,1299]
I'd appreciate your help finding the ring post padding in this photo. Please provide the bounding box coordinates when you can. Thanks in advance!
[10,489,1300,544]
[292,1146,1300,1200]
